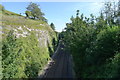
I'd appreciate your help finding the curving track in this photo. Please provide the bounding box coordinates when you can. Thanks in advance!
[39,40,74,78]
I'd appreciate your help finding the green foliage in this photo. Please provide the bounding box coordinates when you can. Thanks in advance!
[26,2,47,22]
[50,23,55,30]
[86,26,120,65]
[62,13,95,77]
[2,30,54,78]
[100,1,120,26]
[62,9,120,78]
[2,30,23,78]
[0,40,2,79]
[84,26,120,78]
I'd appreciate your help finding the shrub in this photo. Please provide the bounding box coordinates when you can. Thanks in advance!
[2,30,51,78]
[84,26,120,78]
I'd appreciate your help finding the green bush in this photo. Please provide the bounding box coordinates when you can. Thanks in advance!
[2,30,51,78]
[86,26,120,65]
[84,26,120,78]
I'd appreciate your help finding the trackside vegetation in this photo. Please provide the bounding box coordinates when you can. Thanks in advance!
[61,1,120,78]
[1,4,58,79]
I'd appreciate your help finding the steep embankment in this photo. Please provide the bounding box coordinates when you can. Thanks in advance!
[1,10,58,78]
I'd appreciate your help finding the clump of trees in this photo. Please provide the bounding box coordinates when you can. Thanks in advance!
[100,1,120,26]
[61,1,120,78]
[25,2,47,22]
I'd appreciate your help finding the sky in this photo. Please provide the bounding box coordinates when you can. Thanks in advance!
[1,1,118,32]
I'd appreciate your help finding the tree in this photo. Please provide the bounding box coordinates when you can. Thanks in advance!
[101,1,119,26]
[50,23,55,30]
[90,14,95,25]
[76,10,79,16]
[118,0,120,16]
[26,2,47,21]
[116,0,120,26]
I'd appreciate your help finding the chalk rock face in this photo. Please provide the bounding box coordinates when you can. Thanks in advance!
[12,25,54,47]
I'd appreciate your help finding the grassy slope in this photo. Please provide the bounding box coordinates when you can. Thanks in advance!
[1,10,58,78]
[1,9,22,16]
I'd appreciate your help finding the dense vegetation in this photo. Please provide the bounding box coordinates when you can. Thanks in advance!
[61,1,120,78]
[2,31,49,78]
[1,5,58,79]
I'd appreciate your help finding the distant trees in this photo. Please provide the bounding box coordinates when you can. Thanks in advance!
[101,1,120,26]
[50,23,55,30]
[25,2,47,22]
[116,0,120,25]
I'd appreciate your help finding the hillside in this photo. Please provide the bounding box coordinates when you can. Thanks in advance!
[1,10,58,78]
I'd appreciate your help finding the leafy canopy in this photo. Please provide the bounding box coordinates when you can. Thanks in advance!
[26,2,47,22]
